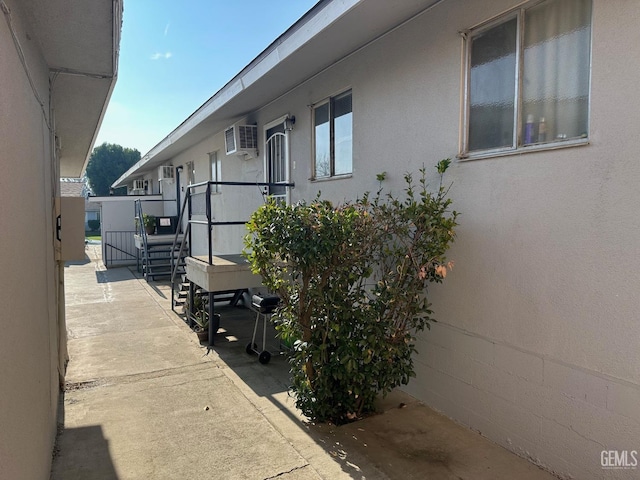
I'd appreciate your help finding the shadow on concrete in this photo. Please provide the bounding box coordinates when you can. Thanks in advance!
[94,266,139,284]
[64,254,92,267]
[146,281,168,299]
[189,303,390,479]
[188,303,555,480]
[52,398,119,480]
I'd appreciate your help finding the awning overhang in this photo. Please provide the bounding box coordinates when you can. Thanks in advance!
[21,0,122,177]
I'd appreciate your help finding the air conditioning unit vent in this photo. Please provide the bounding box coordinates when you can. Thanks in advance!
[133,179,145,190]
[224,125,258,157]
[158,165,174,182]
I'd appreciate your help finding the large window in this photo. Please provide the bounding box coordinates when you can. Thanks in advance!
[463,0,592,156]
[313,90,352,179]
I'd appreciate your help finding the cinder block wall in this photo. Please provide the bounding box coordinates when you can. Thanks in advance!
[406,323,640,478]
[269,1,640,477]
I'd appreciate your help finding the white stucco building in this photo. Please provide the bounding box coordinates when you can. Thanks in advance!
[0,1,121,478]
[113,1,640,477]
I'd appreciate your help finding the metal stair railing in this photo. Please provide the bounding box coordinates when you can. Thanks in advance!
[170,185,192,313]
[135,198,175,281]
[103,231,136,267]
[134,199,149,278]
[170,179,295,347]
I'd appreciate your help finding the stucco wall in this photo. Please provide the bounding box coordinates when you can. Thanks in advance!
[98,195,165,233]
[0,1,61,478]
[146,1,639,476]
[286,1,639,477]
[170,130,265,256]
[176,1,640,477]
[96,196,166,267]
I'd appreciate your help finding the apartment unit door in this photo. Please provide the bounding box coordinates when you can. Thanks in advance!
[265,122,288,204]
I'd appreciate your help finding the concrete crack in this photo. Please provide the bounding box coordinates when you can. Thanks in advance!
[64,380,104,391]
[263,464,310,479]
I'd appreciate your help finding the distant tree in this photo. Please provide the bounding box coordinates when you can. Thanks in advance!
[85,143,140,196]
[87,219,100,232]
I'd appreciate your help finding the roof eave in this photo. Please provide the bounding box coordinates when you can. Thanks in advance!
[21,0,123,177]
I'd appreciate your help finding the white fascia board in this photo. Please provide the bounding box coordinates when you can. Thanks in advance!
[242,0,361,87]
[112,156,149,188]
[277,0,360,58]
[112,76,247,190]
[175,79,245,136]
[241,49,281,89]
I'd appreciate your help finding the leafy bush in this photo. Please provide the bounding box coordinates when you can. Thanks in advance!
[244,160,458,424]
[87,219,100,232]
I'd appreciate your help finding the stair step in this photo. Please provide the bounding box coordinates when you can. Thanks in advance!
[144,266,185,273]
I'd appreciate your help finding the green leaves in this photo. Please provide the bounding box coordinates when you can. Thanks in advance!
[244,160,458,424]
[436,158,451,174]
[85,143,140,196]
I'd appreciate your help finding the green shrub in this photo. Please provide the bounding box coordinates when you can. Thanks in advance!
[244,160,458,424]
[87,219,100,231]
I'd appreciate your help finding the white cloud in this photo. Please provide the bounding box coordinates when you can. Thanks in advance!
[164,23,170,36]
[150,52,172,60]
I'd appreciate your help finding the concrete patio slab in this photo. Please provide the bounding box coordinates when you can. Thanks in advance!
[54,365,319,480]
[66,302,173,338]
[64,326,210,384]
[52,244,559,480]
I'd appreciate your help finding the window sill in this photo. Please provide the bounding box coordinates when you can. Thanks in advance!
[310,173,353,182]
[457,138,590,162]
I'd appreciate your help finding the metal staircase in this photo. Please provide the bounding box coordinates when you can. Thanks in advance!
[134,199,187,282]
[141,240,186,281]
[169,179,294,347]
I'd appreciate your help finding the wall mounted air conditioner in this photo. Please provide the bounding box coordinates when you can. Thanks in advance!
[224,124,258,158]
[158,165,174,182]
[133,179,145,190]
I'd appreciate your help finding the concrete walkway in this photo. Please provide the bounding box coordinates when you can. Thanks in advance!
[51,245,558,480]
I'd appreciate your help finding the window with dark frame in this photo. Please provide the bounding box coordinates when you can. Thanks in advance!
[313,89,352,179]
[463,0,592,156]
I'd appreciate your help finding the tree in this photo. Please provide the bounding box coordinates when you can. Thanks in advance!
[85,143,140,196]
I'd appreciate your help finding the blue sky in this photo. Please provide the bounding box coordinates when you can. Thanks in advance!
[95,0,318,156]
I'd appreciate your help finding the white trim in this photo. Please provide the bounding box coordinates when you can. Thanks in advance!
[458,138,590,162]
